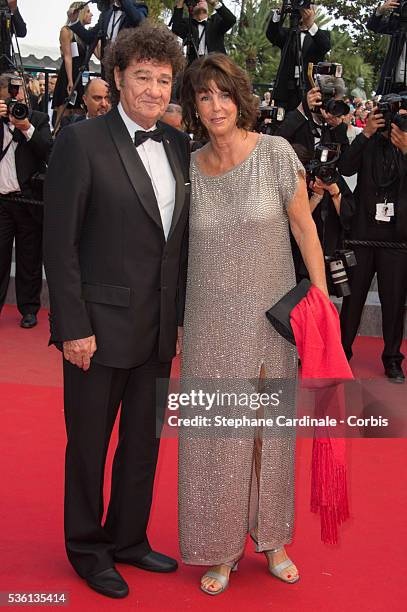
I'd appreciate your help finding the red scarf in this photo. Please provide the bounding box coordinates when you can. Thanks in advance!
[291,285,353,544]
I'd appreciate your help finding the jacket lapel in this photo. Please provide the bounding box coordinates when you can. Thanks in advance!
[105,108,164,233]
[159,122,188,240]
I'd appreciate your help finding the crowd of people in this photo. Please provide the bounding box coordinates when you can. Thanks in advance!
[1,0,407,602]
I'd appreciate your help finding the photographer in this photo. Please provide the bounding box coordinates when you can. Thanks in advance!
[171,0,236,65]
[266,2,331,110]
[367,1,407,94]
[0,1,27,74]
[337,102,407,382]
[276,77,349,155]
[69,1,148,65]
[0,74,52,328]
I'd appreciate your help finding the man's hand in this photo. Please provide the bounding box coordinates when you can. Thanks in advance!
[0,100,8,118]
[363,107,386,138]
[207,0,219,7]
[176,326,183,356]
[378,0,399,15]
[306,87,322,111]
[63,335,97,371]
[309,178,325,196]
[7,0,18,13]
[301,6,316,29]
[9,116,30,131]
[391,122,407,154]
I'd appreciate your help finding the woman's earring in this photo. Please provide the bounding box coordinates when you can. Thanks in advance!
[195,110,199,119]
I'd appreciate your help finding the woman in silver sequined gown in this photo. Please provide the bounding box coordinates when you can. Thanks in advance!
[178,55,328,595]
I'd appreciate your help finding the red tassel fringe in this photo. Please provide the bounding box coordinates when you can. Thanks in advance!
[311,439,350,545]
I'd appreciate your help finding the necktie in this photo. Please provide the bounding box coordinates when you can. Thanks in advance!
[134,127,164,148]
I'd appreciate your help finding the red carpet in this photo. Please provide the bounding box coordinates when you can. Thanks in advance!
[0,305,406,611]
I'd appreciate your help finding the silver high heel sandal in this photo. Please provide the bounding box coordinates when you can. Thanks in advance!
[200,561,239,596]
[250,532,299,584]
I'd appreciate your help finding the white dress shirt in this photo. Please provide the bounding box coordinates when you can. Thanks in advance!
[197,21,207,56]
[108,5,124,41]
[0,123,35,195]
[396,42,407,85]
[117,103,176,240]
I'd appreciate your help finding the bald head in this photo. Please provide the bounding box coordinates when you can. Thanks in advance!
[83,78,111,118]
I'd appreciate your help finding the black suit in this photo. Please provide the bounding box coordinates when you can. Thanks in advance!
[0,8,26,73]
[367,9,406,94]
[0,111,52,316]
[266,13,331,110]
[43,107,190,577]
[171,5,236,65]
[70,0,147,66]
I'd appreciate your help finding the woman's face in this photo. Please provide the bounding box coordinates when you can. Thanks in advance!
[81,7,93,25]
[195,80,238,139]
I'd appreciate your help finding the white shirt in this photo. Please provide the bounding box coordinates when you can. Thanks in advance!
[396,42,407,85]
[197,21,207,56]
[0,123,35,195]
[117,103,176,240]
[108,5,123,41]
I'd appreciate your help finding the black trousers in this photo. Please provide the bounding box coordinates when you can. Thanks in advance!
[0,198,43,315]
[63,347,172,578]
[340,246,407,367]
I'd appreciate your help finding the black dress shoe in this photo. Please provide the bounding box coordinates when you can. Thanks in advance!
[384,362,405,384]
[115,550,178,573]
[20,314,37,329]
[86,568,129,598]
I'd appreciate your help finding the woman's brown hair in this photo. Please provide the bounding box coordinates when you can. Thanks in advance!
[181,54,258,140]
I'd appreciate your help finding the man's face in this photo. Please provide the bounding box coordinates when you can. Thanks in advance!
[48,76,57,95]
[83,80,111,118]
[114,59,173,129]
[162,104,183,130]
[0,82,25,104]
[193,1,208,20]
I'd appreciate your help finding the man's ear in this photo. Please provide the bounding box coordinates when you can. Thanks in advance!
[114,66,123,92]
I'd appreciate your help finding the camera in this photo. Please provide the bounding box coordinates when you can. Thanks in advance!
[184,0,199,7]
[3,77,29,122]
[309,63,350,117]
[325,250,357,298]
[377,93,407,132]
[306,143,341,185]
[90,0,114,11]
[282,0,312,12]
[254,105,285,135]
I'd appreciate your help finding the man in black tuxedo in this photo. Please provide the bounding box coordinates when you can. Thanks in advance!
[367,0,407,94]
[0,73,52,328]
[0,1,27,73]
[266,2,331,110]
[69,0,147,68]
[171,0,236,65]
[43,23,190,599]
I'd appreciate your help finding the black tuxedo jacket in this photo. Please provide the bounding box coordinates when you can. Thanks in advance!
[5,110,52,197]
[70,0,147,59]
[172,5,236,64]
[43,107,190,368]
[266,15,331,109]
[367,10,406,94]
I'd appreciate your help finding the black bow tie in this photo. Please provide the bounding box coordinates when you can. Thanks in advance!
[134,127,164,147]
[112,4,121,11]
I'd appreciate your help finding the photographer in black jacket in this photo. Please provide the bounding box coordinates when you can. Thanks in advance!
[0,1,27,73]
[367,1,407,94]
[171,0,236,65]
[0,74,52,328]
[266,2,331,110]
[69,0,148,65]
[337,102,407,382]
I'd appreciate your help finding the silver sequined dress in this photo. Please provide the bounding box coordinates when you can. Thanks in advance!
[179,134,304,565]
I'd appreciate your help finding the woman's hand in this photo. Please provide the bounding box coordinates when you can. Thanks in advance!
[67,80,74,95]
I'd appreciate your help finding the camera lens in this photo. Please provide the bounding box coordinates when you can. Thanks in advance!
[11,102,29,121]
